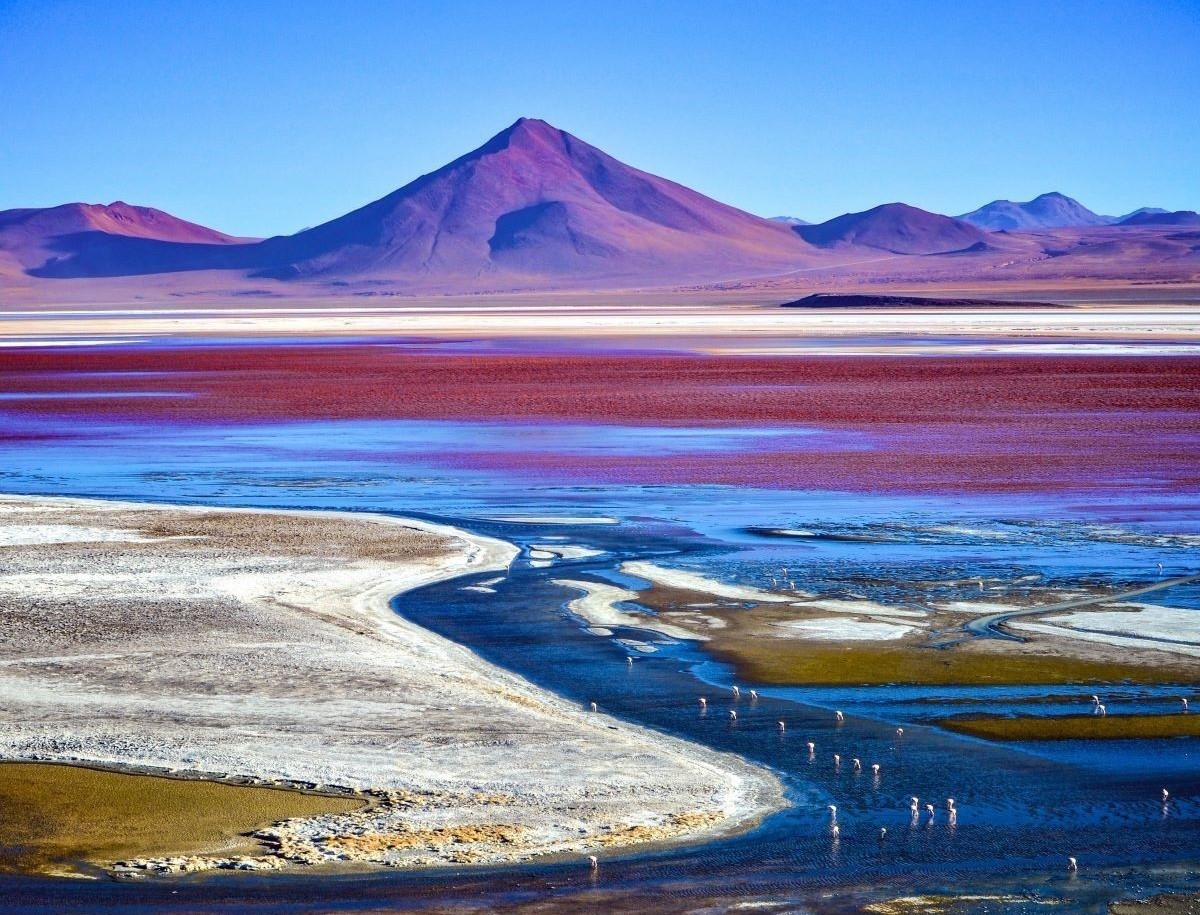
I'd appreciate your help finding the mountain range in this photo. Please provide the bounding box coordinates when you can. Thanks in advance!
[2,119,1197,296]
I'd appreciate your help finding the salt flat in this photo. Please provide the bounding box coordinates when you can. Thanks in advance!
[0,495,781,874]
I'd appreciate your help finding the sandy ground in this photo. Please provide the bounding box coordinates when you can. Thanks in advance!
[0,495,783,875]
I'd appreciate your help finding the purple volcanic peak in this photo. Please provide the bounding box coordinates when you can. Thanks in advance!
[1117,209,1200,227]
[249,117,814,283]
[0,201,249,279]
[796,202,988,255]
[0,201,243,246]
[957,192,1114,230]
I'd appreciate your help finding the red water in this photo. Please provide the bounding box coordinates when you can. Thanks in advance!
[3,345,1198,493]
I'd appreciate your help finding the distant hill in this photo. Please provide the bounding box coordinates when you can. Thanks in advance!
[1118,207,1169,222]
[769,215,811,226]
[1118,209,1200,227]
[0,201,246,277]
[957,192,1113,230]
[795,203,989,255]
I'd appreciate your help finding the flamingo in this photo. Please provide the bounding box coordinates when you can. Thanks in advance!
[626,657,633,667]
[828,804,838,820]
[1097,703,1107,716]
[750,689,758,701]
[1091,694,1101,706]
[589,701,598,713]
[1162,788,1170,801]
[699,697,708,709]
[925,803,935,821]
[806,741,816,755]
[1068,856,1077,872]
[831,823,840,838]
[778,720,787,731]
[1157,562,1164,575]
[836,710,845,723]
[879,827,887,840]
[910,796,920,814]
[729,710,737,721]
[833,753,841,769]
[947,798,956,811]
[896,727,904,738]
[852,758,862,772]
[732,685,741,698]
[1182,698,1190,712]
[588,855,599,870]
[872,763,881,776]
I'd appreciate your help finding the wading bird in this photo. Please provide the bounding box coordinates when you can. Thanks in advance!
[852,758,862,772]
[1182,698,1190,712]
[1068,857,1077,872]
[910,797,920,814]
[872,763,881,776]
[880,827,887,840]
[729,710,737,721]
[750,689,758,700]
[1097,704,1107,716]
[896,727,904,738]
[947,798,956,811]
[588,855,598,870]
[806,741,816,755]
[925,803,935,821]
[836,710,845,722]
[778,721,786,731]
[828,804,838,820]
[698,697,707,709]
[589,701,597,713]
[833,754,841,769]
[626,657,633,666]
[1163,788,1170,801]
[732,685,740,698]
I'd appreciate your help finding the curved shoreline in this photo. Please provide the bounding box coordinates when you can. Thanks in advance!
[0,493,785,876]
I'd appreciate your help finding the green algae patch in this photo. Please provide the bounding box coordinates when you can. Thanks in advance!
[941,713,1200,742]
[705,639,1195,687]
[0,762,363,875]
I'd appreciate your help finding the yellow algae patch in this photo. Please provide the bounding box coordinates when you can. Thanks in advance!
[0,763,363,875]
[942,713,1200,742]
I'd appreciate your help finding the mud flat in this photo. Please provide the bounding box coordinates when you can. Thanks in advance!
[0,495,782,876]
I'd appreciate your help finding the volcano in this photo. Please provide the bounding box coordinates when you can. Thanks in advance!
[245,118,815,285]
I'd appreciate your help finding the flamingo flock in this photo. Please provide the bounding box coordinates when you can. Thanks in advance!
[586,580,1192,876]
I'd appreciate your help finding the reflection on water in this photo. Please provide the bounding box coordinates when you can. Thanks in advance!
[0,410,1197,912]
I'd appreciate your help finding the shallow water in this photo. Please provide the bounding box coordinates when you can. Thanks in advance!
[0,406,1198,912]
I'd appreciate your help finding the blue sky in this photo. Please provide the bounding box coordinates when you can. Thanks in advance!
[2,0,1197,237]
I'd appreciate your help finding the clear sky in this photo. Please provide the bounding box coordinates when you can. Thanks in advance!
[2,0,1197,237]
